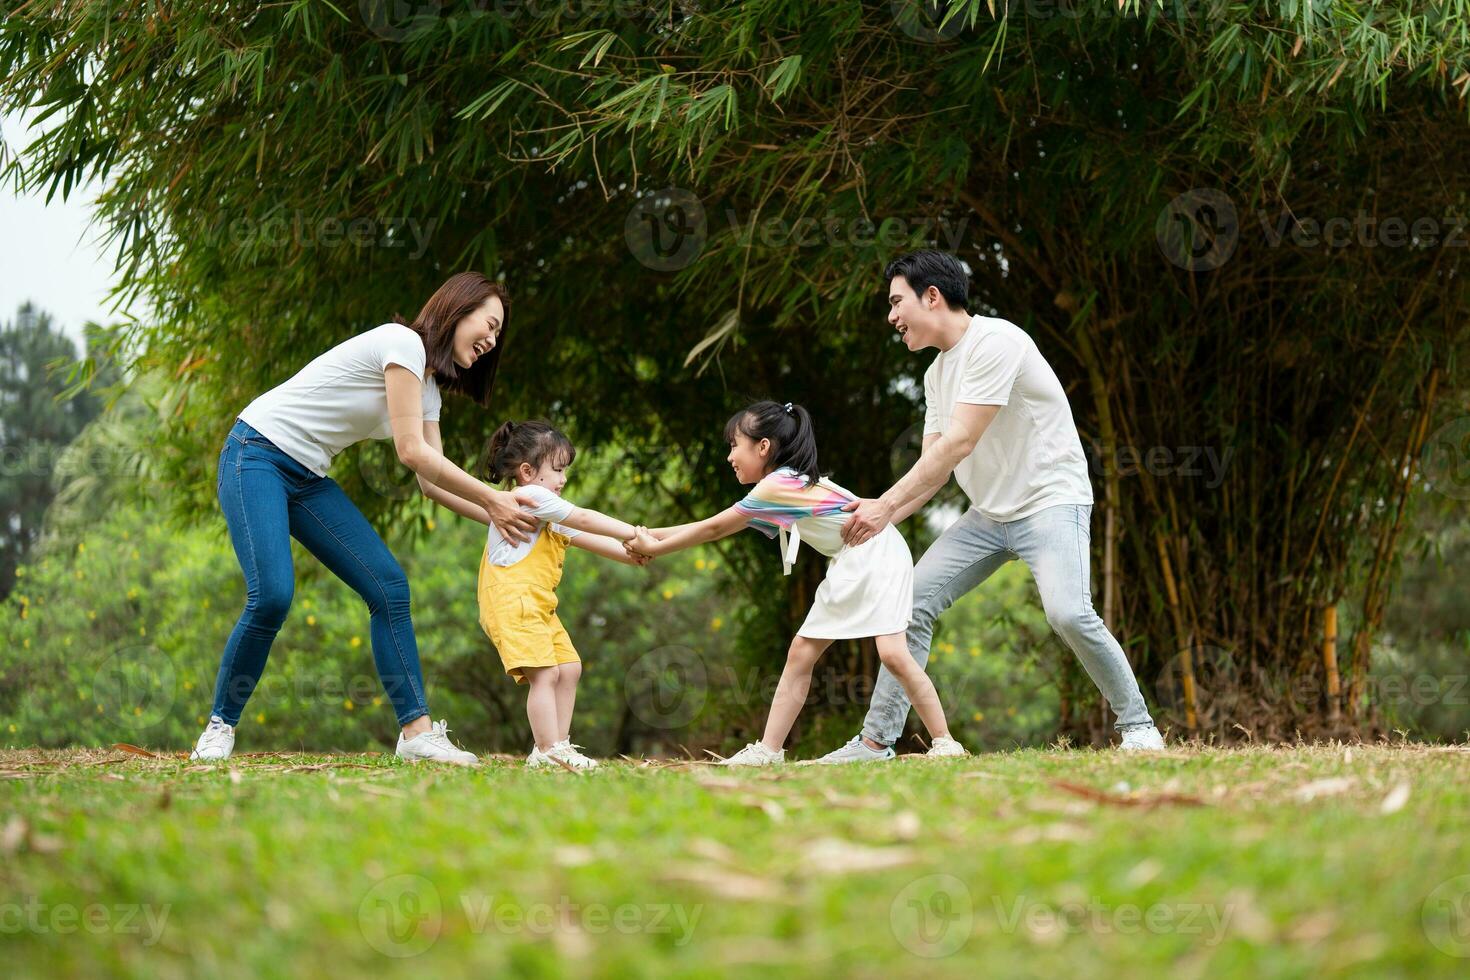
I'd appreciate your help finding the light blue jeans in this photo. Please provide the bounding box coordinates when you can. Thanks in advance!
[861,503,1154,745]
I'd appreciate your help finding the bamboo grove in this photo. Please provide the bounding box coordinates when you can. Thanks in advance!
[3,0,1468,740]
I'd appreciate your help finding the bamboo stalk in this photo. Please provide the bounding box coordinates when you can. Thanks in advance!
[1347,367,1440,715]
[1323,605,1340,723]
[1156,531,1197,731]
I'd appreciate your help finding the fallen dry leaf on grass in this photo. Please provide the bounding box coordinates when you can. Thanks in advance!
[1006,822,1093,845]
[553,845,598,867]
[687,838,740,865]
[659,863,788,902]
[1285,910,1337,944]
[739,796,787,823]
[803,837,918,874]
[1221,888,1275,942]
[1,815,26,854]
[111,743,160,758]
[692,774,745,791]
[281,763,380,773]
[1292,777,1355,802]
[0,815,63,855]
[819,787,892,810]
[1378,782,1411,814]
[892,810,921,841]
[1049,779,1206,808]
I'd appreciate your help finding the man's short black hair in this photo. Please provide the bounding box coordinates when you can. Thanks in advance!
[883,249,969,311]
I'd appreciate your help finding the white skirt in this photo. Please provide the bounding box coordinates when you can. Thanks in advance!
[797,524,913,640]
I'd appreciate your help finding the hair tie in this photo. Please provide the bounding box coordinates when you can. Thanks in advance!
[783,402,794,415]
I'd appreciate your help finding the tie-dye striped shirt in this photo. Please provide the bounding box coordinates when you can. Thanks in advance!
[734,467,857,561]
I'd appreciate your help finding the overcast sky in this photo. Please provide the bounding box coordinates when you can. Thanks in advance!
[0,110,138,350]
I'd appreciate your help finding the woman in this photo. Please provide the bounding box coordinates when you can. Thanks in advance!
[190,271,537,764]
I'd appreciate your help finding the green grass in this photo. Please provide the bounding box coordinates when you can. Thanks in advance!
[2,744,1467,978]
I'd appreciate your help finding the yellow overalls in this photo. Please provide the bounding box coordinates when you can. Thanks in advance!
[477,525,580,684]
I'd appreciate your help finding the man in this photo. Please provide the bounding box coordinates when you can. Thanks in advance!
[820,250,1164,762]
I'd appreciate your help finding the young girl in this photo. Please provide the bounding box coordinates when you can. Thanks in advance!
[478,420,646,770]
[631,400,966,765]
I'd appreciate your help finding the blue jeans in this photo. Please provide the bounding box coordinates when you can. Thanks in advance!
[861,503,1154,745]
[209,418,429,726]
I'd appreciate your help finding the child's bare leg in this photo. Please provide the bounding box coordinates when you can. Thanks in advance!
[759,635,832,751]
[522,665,562,751]
[874,632,951,741]
[553,661,581,743]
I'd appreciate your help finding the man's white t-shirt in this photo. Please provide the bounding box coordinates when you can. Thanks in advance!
[485,484,582,567]
[923,315,1093,522]
[238,323,442,477]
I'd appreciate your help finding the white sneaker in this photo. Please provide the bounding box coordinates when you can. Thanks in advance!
[549,740,599,770]
[1119,725,1166,752]
[395,719,479,766]
[526,746,558,769]
[926,735,968,758]
[721,742,784,766]
[816,735,896,764]
[190,715,235,761]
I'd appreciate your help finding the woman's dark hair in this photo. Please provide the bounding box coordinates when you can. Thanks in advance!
[394,271,511,409]
[723,400,824,487]
[484,420,575,485]
[883,249,969,311]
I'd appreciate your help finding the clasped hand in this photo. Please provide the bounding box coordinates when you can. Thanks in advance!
[622,526,660,564]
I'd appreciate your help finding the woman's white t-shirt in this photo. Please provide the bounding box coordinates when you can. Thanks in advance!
[924,315,1094,522]
[238,323,443,477]
[484,484,582,567]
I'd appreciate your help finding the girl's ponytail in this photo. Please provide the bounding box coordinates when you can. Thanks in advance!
[781,403,821,487]
[485,421,518,483]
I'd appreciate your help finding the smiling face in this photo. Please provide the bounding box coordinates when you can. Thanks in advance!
[450,295,505,371]
[887,274,945,351]
[516,454,570,495]
[726,426,771,485]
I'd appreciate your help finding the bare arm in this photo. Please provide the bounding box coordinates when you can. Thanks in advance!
[888,433,945,524]
[632,506,748,558]
[535,504,637,542]
[841,403,1000,545]
[647,521,702,540]
[388,367,536,543]
[569,532,650,566]
[415,421,494,525]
